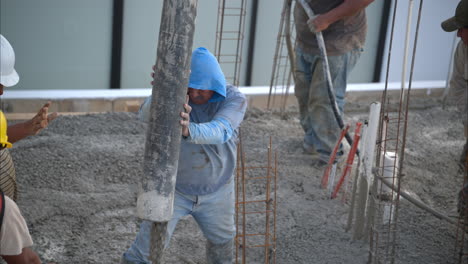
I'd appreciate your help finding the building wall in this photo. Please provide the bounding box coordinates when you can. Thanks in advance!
[0,0,113,90]
[380,0,459,82]
[0,0,459,90]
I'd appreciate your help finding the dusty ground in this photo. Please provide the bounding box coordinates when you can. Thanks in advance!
[4,99,465,264]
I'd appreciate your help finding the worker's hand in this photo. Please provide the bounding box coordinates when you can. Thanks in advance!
[180,95,192,137]
[307,14,330,33]
[29,101,58,135]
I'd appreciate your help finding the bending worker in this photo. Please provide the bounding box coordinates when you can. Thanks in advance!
[121,47,247,264]
[293,0,374,167]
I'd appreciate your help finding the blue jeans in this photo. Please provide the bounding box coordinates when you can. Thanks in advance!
[294,46,361,161]
[122,179,235,263]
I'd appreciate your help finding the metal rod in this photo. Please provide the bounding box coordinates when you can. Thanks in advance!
[375,174,456,225]
[239,129,247,263]
[235,134,241,264]
[264,138,272,263]
[274,151,278,264]
[391,1,424,260]
[400,0,414,97]
[268,0,288,109]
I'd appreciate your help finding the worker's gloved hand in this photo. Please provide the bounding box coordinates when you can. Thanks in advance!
[307,14,330,33]
[180,95,192,137]
[29,101,58,135]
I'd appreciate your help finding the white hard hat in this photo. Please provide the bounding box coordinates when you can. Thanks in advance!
[0,34,19,87]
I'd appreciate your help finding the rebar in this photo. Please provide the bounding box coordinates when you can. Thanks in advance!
[214,0,247,87]
[368,1,424,263]
[267,0,295,113]
[235,136,278,264]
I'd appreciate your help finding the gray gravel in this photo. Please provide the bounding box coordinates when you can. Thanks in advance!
[7,104,464,264]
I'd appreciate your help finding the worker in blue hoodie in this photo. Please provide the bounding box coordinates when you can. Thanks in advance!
[121,47,247,264]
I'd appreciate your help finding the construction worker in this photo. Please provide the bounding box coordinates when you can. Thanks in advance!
[0,114,40,263]
[293,0,374,167]
[441,0,468,217]
[0,34,57,263]
[121,47,247,263]
[0,34,57,201]
[441,0,468,172]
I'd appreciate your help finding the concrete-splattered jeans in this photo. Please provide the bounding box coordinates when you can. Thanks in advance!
[122,180,235,264]
[294,46,361,162]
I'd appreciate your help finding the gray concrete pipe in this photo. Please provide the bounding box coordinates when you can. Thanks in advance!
[136,0,198,262]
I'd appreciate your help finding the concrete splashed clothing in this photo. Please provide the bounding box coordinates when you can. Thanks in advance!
[293,0,367,162]
[294,0,367,56]
[138,51,247,196]
[124,47,247,264]
[139,83,246,195]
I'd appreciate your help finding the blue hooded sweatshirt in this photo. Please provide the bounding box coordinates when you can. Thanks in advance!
[139,47,247,195]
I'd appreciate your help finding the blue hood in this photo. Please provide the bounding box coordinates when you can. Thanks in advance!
[188,47,226,103]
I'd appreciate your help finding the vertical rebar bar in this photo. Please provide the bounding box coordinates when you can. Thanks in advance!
[369,1,424,263]
[264,138,272,263]
[391,1,424,261]
[240,130,247,263]
[235,137,241,264]
[273,151,278,264]
[215,0,226,57]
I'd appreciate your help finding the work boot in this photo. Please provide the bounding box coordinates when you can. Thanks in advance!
[206,239,234,264]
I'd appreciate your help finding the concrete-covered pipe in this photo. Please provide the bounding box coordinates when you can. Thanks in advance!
[137,0,198,223]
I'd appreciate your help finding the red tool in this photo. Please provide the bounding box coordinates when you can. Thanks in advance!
[321,125,350,189]
[331,122,362,199]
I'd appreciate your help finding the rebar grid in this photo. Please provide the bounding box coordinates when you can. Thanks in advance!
[235,136,278,264]
[368,0,423,263]
[368,1,424,263]
[214,0,247,87]
[267,0,296,113]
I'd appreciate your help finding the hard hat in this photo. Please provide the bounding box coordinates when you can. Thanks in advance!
[0,34,19,87]
[0,111,12,148]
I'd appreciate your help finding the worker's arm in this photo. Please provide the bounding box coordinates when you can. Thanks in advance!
[7,102,57,143]
[185,86,247,145]
[138,97,233,144]
[310,0,374,32]
[138,87,247,145]
[185,117,234,145]
[2,248,41,264]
